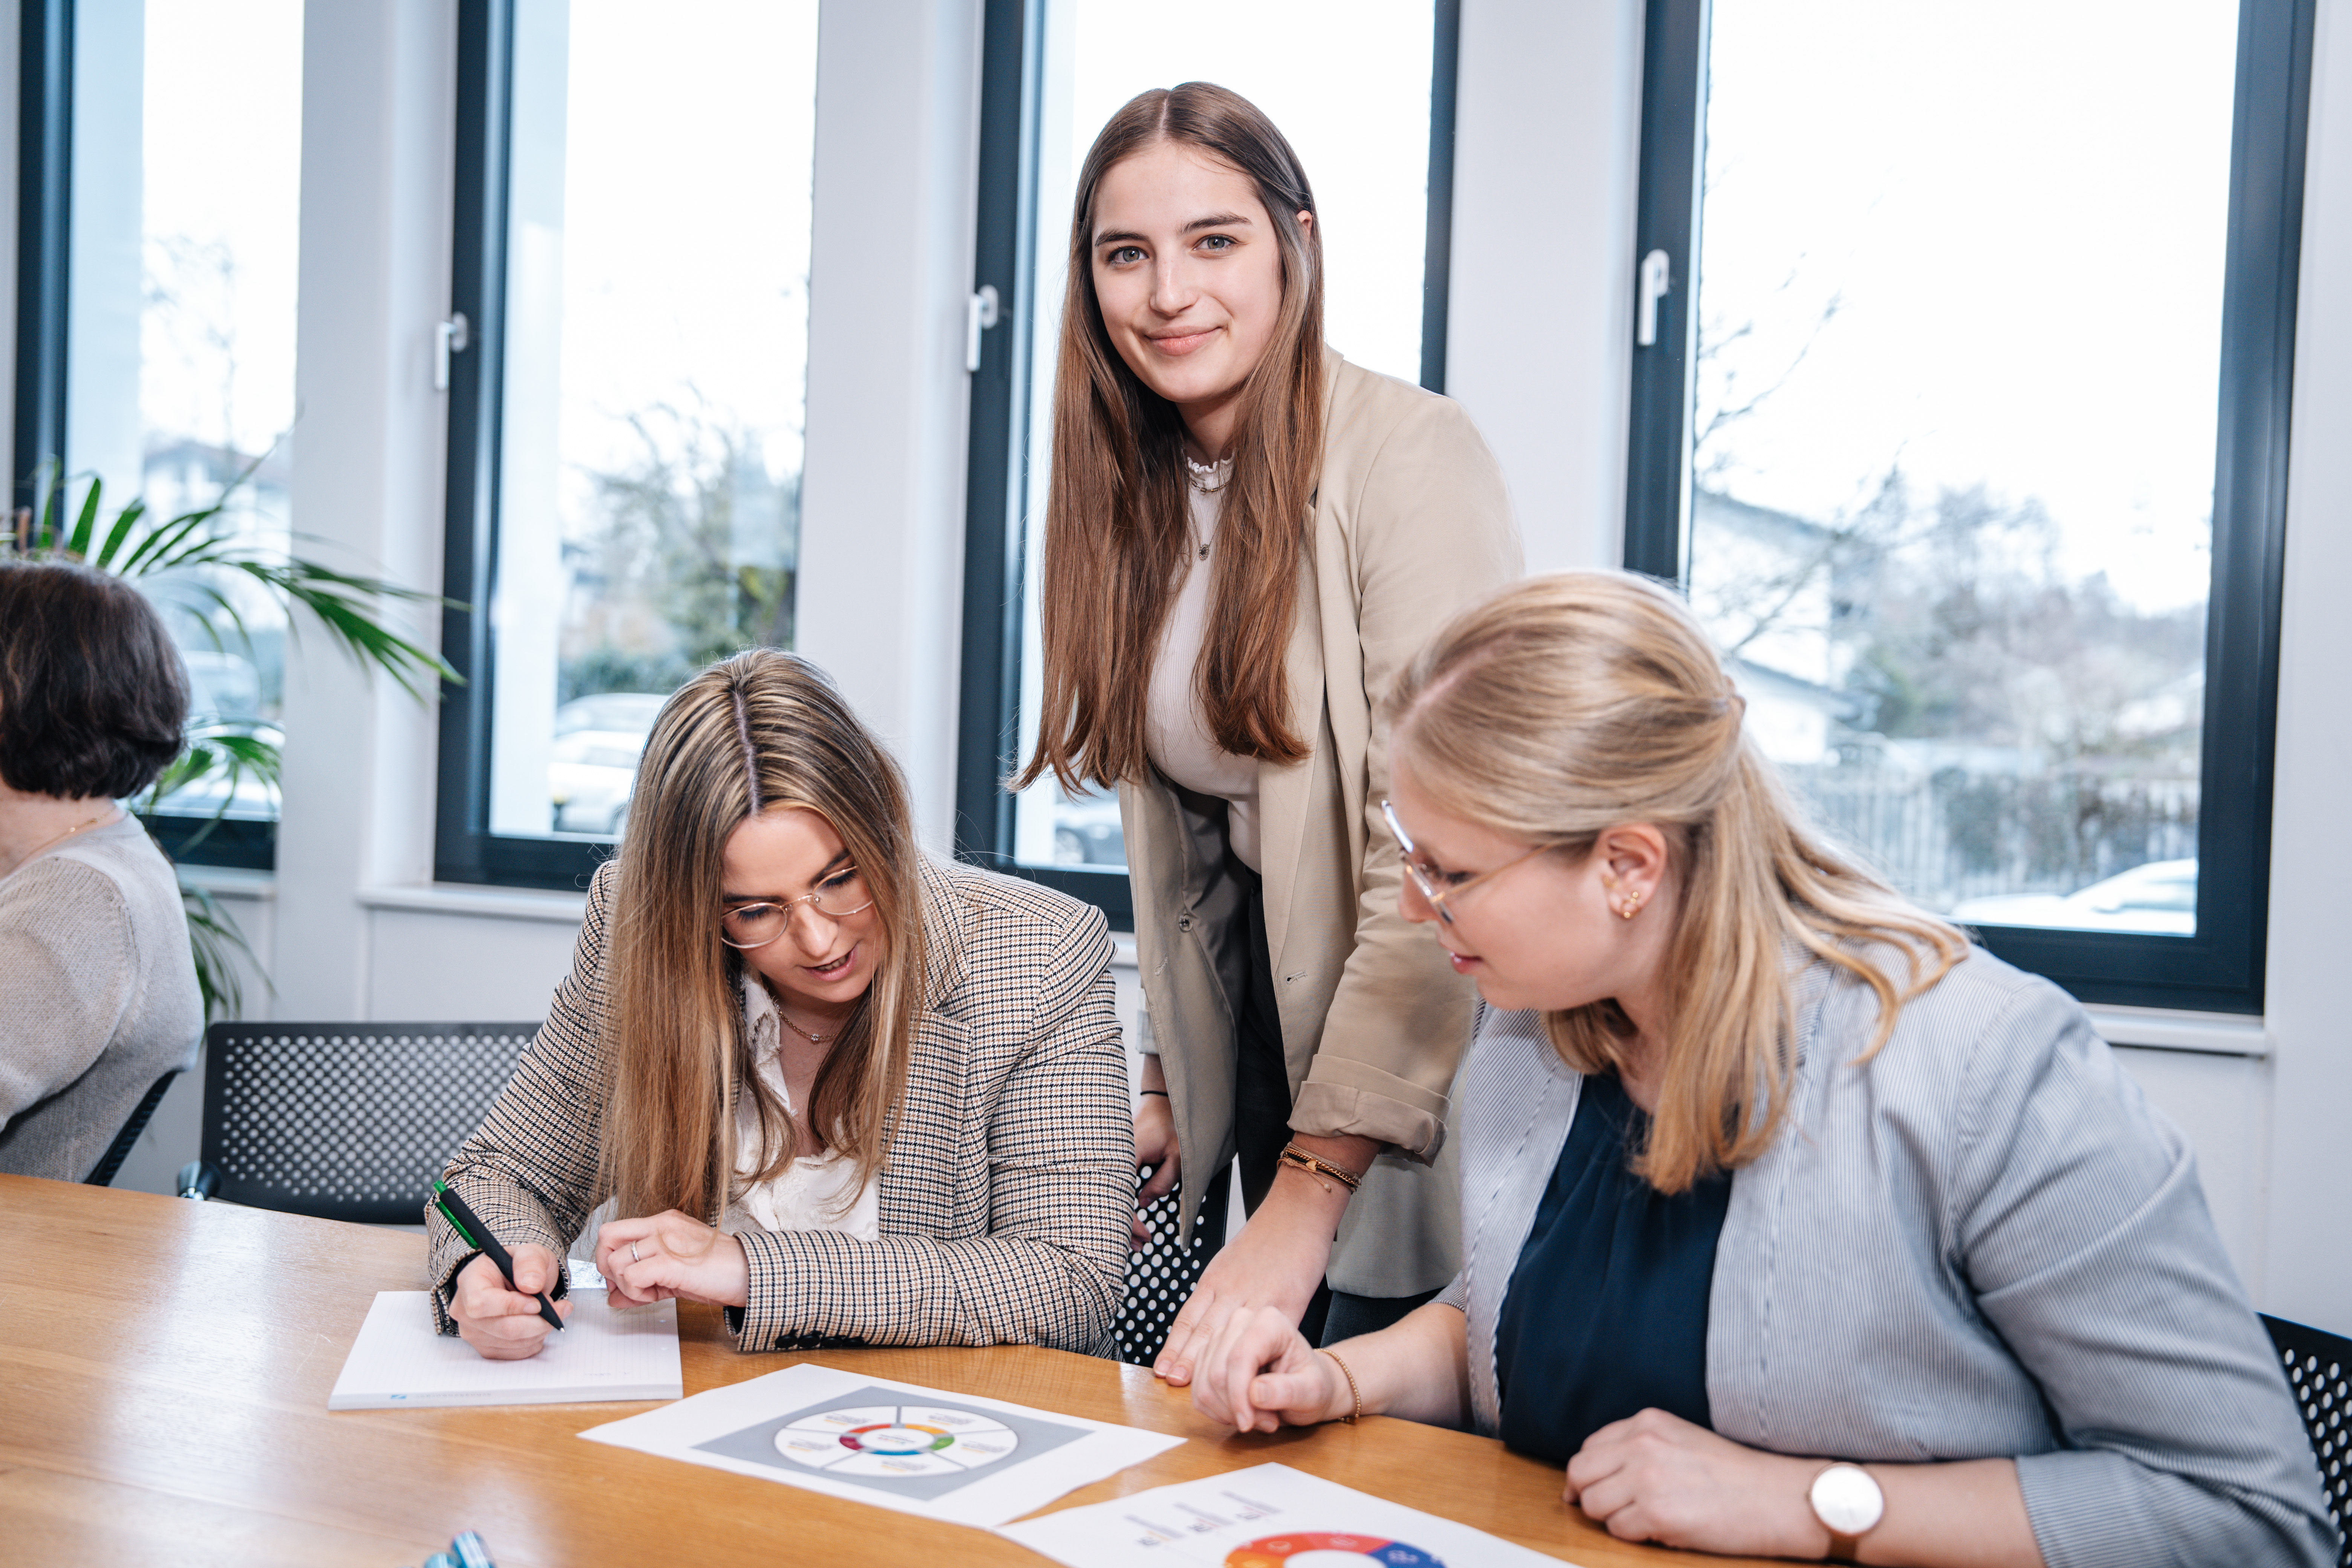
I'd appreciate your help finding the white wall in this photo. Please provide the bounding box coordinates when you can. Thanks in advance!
[2258,0,2352,1335]
[83,0,2352,1337]
[796,0,985,856]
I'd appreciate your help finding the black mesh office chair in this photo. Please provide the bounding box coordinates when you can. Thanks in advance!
[2263,1312,2352,1567]
[83,1069,179,1186]
[1111,1173,1218,1366]
[182,1021,539,1223]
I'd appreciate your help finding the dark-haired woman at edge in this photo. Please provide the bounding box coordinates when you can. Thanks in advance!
[1017,81,1521,1377]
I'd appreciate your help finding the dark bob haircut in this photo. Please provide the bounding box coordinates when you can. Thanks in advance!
[0,559,188,799]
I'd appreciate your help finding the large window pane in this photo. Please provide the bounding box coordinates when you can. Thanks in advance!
[483,0,816,841]
[66,0,303,839]
[1684,1,2234,935]
[1006,0,1440,876]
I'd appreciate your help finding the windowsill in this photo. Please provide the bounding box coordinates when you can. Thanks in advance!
[175,865,277,899]
[2086,1005,2266,1058]
[357,883,588,924]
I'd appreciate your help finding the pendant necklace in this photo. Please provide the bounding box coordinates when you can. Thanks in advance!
[777,1007,834,1045]
[9,806,118,873]
[1185,453,1227,559]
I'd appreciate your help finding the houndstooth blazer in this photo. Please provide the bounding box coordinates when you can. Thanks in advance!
[424,854,1131,1355]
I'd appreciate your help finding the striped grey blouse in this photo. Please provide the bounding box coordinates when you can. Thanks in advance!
[1436,946,2336,1568]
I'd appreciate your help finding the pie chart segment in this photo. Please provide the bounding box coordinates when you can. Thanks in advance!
[901,1404,1012,1435]
[830,1448,964,1478]
[787,1404,898,1433]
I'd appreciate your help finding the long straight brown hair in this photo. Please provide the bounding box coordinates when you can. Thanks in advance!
[1386,573,1969,1194]
[1017,82,1325,792]
[597,650,928,1223]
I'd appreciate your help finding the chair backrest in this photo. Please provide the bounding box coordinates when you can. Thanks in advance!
[84,1069,179,1186]
[2263,1312,2352,1568]
[199,1022,539,1224]
[1112,1177,1216,1367]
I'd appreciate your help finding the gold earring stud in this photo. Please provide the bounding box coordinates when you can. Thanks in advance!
[1619,897,1641,920]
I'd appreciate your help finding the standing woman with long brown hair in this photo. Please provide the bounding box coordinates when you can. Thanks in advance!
[431,650,1133,1357]
[1018,83,1520,1375]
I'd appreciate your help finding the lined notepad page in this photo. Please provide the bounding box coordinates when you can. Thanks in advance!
[328,1284,682,1410]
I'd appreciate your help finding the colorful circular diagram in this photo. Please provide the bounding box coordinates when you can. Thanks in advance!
[1225,1533,1446,1568]
[771,1403,1021,1478]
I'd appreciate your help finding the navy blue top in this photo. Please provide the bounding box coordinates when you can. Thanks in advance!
[1493,1072,1733,1464]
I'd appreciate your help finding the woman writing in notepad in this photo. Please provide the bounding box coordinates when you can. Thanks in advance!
[1184,575,2332,1567]
[429,651,1132,1359]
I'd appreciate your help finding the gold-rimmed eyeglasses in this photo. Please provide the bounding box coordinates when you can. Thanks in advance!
[1380,799,1550,926]
[719,867,874,950]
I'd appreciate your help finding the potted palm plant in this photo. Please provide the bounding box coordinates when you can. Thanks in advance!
[6,467,459,1018]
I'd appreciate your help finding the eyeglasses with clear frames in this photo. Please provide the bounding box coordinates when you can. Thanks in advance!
[1380,799,1550,926]
[719,867,875,950]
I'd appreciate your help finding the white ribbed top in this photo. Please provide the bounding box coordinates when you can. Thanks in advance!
[1145,458,1261,870]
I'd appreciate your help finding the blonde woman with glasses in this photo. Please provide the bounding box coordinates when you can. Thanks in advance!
[430,651,1132,1359]
[1185,574,2331,1568]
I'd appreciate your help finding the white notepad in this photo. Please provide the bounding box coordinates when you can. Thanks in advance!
[328,1285,683,1410]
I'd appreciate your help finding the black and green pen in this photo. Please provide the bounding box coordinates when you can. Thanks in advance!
[432,1179,563,1331]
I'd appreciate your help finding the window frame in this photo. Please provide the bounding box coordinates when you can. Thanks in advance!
[9,0,278,871]
[1625,0,2314,1014]
[431,0,579,889]
[951,0,1465,929]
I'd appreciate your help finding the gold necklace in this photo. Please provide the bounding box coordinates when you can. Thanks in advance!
[10,807,118,870]
[776,1004,837,1045]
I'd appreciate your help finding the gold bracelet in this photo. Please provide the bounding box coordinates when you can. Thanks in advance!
[1323,1348,1362,1425]
[1277,1142,1364,1192]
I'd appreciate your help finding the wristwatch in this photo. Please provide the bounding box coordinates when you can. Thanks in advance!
[1808,1462,1885,1560]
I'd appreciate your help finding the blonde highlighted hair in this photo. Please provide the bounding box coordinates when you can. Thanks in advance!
[597,650,926,1222]
[1385,572,1967,1194]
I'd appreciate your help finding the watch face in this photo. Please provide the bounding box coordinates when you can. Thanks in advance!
[1811,1464,1886,1536]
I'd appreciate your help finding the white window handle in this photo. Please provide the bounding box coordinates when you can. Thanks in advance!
[965,285,1000,374]
[1637,250,1671,348]
[435,312,472,392]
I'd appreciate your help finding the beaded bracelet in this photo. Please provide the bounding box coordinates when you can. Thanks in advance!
[1323,1348,1363,1424]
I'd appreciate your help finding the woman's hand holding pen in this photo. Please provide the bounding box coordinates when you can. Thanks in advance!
[450,1244,572,1360]
[596,1210,752,1309]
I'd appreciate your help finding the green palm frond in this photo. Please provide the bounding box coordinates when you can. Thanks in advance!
[9,465,470,1024]
[142,724,283,855]
[24,469,464,698]
[178,876,270,1024]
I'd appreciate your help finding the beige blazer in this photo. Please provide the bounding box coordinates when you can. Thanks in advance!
[1121,351,1522,1296]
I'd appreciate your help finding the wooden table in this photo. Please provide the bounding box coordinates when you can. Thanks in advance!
[0,1177,1777,1568]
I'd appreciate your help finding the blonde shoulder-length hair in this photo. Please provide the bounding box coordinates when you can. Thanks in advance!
[1385,571,1968,1194]
[597,649,928,1223]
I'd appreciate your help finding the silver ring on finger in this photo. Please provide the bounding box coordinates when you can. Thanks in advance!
[630,1240,642,1262]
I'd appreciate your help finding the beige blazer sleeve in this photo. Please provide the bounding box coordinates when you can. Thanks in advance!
[1288,387,1522,1156]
